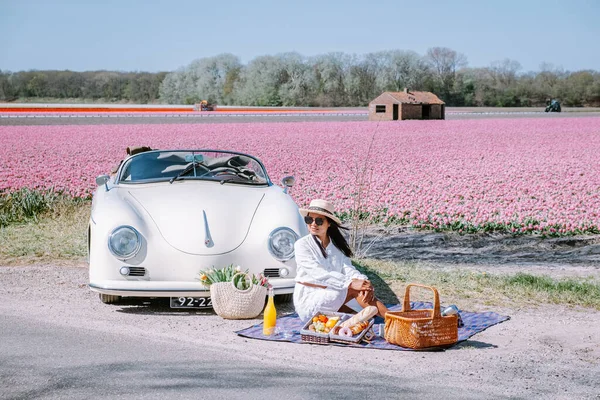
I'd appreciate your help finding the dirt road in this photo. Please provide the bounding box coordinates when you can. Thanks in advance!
[361,228,600,271]
[1,264,598,399]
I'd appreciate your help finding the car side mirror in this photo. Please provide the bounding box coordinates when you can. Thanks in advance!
[96,175,110,191]
[281,176,295,194]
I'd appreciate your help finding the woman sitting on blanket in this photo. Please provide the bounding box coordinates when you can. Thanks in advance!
[293,199,388,322]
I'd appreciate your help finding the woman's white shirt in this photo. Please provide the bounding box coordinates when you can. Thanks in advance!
[293,234,368,289]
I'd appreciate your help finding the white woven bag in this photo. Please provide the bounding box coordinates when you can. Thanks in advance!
[210,273,267,319]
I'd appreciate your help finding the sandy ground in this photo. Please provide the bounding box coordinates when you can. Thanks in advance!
[0,264,599,399]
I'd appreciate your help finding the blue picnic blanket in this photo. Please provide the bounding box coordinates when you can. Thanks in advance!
[235,302,510,351]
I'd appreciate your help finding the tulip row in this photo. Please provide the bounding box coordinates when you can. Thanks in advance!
[1,117,598,236]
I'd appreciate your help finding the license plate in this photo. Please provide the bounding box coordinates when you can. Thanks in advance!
[170,296,212,309]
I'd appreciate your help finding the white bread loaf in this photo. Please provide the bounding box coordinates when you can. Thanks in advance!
[340,306,378,328]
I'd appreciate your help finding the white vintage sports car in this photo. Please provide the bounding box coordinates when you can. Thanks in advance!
[88,149,307,308]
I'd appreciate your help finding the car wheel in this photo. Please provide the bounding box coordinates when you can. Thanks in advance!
[275,293,293,303]
[99,293,122,304]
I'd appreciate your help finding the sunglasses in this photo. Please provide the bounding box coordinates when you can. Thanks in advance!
[304,216,326,226]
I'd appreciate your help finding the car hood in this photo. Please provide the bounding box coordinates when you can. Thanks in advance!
[128,183,265,255]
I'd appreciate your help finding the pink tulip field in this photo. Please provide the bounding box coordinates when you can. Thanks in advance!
[1,117,599,235]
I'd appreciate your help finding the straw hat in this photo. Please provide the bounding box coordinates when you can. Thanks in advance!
[299,199,342,226]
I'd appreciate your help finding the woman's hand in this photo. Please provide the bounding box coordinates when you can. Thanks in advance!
[350,279,373,292]
[358,289,375,305]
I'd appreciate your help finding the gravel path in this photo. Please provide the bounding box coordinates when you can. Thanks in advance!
[1,264,599,399]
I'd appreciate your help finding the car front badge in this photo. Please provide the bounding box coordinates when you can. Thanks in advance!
[203,210,214,247]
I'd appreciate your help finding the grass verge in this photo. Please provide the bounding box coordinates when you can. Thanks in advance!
[355,259,600,311]
[0,199,89,264]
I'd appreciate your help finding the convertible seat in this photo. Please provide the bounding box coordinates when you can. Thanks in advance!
[110,146,154,175]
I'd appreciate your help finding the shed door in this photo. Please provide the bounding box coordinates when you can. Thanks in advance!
[393,104,399,120]
[422,105,431,119]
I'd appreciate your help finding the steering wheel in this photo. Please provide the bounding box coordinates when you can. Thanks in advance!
[214,170,237,177]
[210,167,241,176]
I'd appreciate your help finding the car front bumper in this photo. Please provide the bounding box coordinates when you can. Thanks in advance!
[88,278,296,297]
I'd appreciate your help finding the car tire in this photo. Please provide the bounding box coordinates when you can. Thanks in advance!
[99,294,122,304]
[275,293,293,303]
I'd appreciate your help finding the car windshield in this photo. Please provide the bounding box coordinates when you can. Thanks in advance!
[118,150,269,185]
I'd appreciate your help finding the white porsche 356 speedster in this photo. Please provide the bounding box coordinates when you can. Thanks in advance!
[88,149,307,308]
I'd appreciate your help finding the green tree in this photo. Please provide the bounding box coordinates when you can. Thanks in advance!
[26,72,49,97]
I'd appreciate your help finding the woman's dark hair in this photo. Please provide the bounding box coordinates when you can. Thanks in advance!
[311,217,353,258]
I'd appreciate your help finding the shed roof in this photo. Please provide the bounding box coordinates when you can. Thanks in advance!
[372,91,445,105]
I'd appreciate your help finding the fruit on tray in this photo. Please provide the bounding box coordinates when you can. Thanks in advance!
[308,315,340,333]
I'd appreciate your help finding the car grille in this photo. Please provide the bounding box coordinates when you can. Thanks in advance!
[263,268,280,278]
[128,267,146,277]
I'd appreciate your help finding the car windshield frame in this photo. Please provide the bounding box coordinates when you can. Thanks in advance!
[116,149,272,186]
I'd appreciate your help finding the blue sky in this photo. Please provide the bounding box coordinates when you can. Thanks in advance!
[1,0,598,73]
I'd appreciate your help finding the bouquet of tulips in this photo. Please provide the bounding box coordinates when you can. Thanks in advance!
[198,264,269,290]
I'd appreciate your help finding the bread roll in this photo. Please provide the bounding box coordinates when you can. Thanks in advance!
[341,306,378,328]
[350,321,370,335]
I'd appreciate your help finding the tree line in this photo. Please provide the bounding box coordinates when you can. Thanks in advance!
[0,70,167,104]
[2,47,599,107]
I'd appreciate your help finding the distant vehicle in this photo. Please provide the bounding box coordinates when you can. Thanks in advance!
[194,100,216,111]
[545,99,561,112]
[89,149,306,307]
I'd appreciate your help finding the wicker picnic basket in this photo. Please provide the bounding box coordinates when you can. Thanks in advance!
[210,273,267,320]
[384,284,458,349]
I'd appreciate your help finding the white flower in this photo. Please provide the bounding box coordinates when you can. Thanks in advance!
[235,265,242,272]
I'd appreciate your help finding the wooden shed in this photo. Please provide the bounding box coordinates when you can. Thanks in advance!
[368,89,445,121]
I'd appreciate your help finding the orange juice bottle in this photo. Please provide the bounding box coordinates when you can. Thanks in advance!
[263,287,277,335]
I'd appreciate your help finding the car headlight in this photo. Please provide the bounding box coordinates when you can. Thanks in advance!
[108,226,141,260]
[268,227,298,262]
